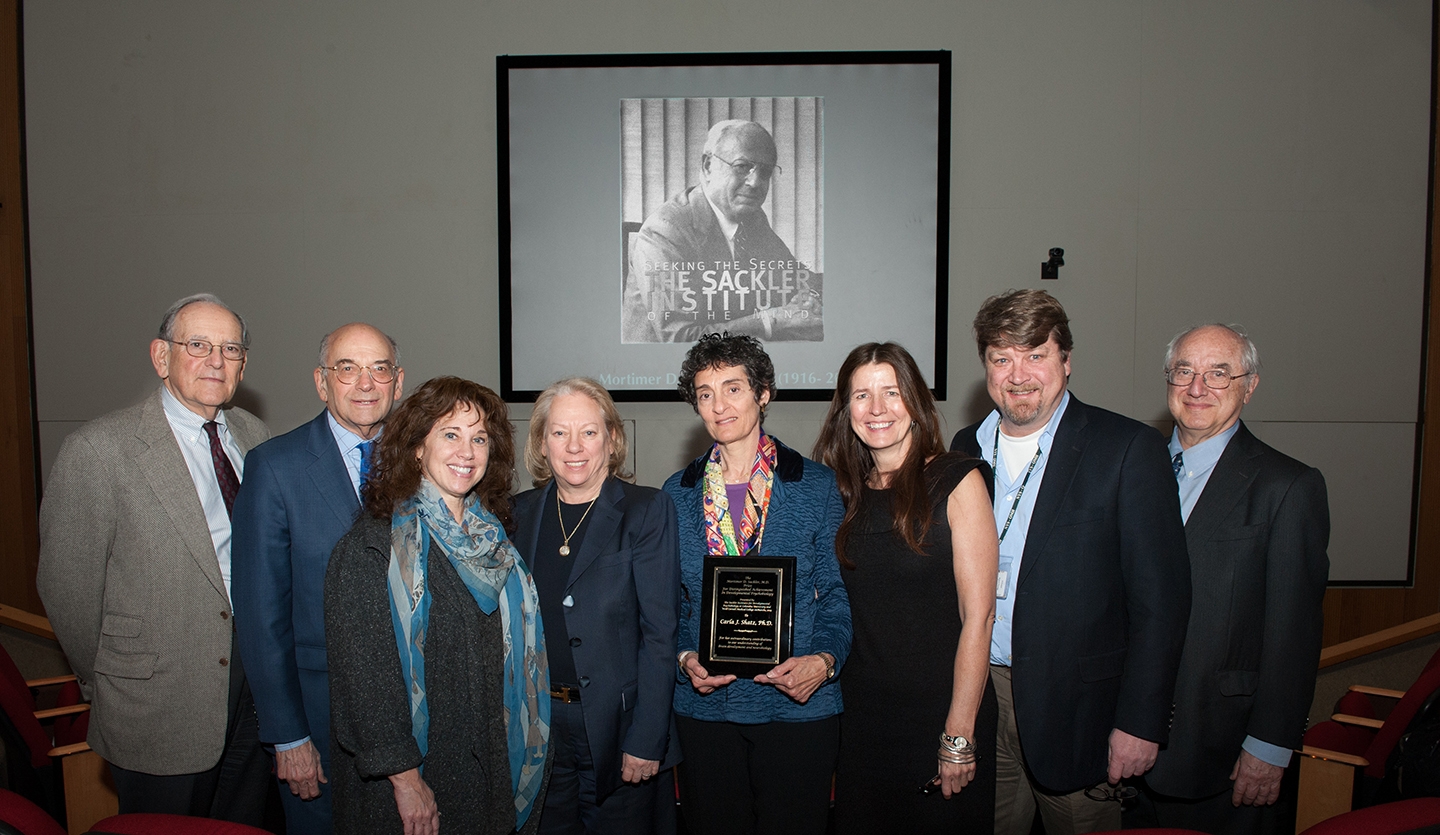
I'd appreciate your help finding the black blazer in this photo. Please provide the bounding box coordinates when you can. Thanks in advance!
[953,393,1192,792]
[513,477,682,801]
[1145,422,1329,799]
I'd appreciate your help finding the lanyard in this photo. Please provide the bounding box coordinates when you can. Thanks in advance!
[991,425,1042,545]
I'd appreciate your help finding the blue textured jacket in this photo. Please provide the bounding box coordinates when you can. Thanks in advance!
[664,436,851,724]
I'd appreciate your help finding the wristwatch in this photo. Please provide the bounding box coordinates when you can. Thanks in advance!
[940,732,972,752]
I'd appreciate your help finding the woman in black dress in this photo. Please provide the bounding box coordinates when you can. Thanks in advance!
[814,343,999,833]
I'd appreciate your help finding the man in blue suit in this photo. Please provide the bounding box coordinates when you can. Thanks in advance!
[231,323,404,834]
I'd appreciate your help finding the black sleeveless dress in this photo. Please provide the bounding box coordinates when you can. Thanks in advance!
[833,453,998,834]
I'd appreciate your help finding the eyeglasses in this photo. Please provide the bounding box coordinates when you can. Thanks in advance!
[1083,784,1138,803]
[320,362,398,385]
[710,153,781,180]
[170,339,246,361]
[1165,367,1252,390]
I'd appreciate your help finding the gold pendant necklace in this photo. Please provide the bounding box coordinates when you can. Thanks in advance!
[557,493,599,556]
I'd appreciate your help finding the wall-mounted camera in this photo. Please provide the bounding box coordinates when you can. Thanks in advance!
[1042,247,1064,280]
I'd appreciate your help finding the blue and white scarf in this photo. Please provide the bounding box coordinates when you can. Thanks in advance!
[387,479,549,829]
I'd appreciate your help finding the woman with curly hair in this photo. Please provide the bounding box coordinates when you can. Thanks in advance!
[666,333,851,835]
[325,376,550,835]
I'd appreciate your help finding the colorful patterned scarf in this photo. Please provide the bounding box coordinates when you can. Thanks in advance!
[387,479,549,829]
[702,433,777,556]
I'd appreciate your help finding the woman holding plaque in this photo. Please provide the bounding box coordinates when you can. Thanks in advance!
[513,377,682,835]
[666,333,851,835]
[325,377,550,835]
[814,343,999,833]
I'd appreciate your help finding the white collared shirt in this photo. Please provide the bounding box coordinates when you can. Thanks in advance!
[158,385,245,602]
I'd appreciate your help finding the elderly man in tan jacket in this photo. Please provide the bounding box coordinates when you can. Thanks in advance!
[38,293,272,825]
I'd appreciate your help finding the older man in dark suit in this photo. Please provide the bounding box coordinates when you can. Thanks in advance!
[950,289,1191,835]
[1133,325,1329,835]
[231,323,404,834]
[37,293,272,824]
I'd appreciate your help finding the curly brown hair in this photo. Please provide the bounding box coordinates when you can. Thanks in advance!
[362,376,515,530]
[676,332,776,417]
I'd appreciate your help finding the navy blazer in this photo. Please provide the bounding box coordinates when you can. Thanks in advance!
[513,477,682,802]
[1146,422,1329,799]
[953,394,1192,792]
[233,412,360,757]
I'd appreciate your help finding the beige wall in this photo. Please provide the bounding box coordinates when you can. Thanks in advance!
[24,0,1433,582]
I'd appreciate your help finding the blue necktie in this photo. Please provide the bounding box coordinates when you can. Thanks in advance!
[358,440,374,486]
[1172,451,1184,480]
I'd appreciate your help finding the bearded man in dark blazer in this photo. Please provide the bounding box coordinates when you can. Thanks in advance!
[1132,324,1329,835]
[950,289,1191,835]
[38,294,273,824]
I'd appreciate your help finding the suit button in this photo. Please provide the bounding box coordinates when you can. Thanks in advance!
[579,676,590,687]
[219,657,229,667]
[220,611,229,620]
[570,638,582,648]
[562,595,574,608]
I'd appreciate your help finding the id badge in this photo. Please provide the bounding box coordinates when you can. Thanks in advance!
[996,557,1013,600]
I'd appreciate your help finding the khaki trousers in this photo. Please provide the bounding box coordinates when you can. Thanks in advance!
[991,664,1122,835]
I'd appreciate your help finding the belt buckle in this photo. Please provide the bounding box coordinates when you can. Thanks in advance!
[550,684,579,703]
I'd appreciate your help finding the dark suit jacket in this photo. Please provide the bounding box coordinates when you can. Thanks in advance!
[232,411,360,756]
[37,389,269,774]
[952,394,1192,792]
[513,477,682,801]
[1146,422,1329,799]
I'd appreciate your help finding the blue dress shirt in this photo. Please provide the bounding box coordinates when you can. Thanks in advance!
[1169,421,1240,524]
[326,412,371,499]
[980,391,1071,667]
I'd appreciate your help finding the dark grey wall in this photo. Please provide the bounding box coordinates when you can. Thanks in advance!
[23,0,1433,582]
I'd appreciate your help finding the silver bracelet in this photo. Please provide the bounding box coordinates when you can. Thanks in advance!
[936,748,977,765]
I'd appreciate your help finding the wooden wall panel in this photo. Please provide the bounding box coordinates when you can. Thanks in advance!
[0,0,39,615]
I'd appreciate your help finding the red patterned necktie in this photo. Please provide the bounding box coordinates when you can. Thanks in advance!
[203,421,240,517]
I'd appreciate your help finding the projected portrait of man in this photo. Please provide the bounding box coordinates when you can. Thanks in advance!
[622,118,823,343]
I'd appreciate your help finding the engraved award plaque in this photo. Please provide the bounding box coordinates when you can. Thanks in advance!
[698,555,797,676]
